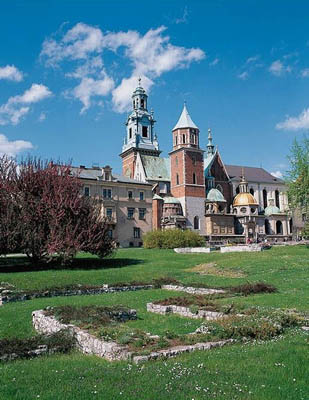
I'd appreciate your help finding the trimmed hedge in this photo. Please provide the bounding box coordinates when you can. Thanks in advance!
[143,229,204,249]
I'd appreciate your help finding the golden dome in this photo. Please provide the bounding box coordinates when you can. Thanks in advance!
[233,192,258,207]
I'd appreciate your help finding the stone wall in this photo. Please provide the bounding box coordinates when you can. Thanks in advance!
[0,284,153,306]
[220,244,262,253]
[32,309,233,363]
[32,310,132,361]
[147,302,225,320]
[133,339,234,364]
[161,284,225,295]
[174,247,211,253]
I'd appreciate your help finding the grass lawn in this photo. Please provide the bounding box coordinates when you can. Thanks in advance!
[0,245,308,399]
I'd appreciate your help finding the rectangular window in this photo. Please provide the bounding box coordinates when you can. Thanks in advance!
[128,190,133,199]
[106,208,113,219]
[142,126,148,138]
[129,128,132,139]
[84,186,90,197]
[127,208,134,219]
[139,191,144,201]
[139,208,146,220]
[103,188,112,199]
[134,227,141,238]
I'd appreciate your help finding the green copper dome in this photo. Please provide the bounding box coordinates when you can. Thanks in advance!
[264,205,281,216]
[206,188,226,202]
[163,196,181,204]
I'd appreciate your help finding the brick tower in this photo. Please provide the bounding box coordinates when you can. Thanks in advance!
[120,79,161,179]
[169,103,205,233]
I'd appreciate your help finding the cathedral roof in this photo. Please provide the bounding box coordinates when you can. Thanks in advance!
[173,104,198,131]
[206,188,226,202]
[163,196,181,204]
[264,205,281,216]
[226,165,284,184]
[141,155,170,181]
[70,167,151,186]
[233,192,258,207]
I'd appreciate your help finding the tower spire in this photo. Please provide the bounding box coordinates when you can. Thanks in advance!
[206,128,215,156]
[239,168,249,193]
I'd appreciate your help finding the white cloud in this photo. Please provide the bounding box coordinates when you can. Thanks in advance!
[271,170,283,179]
[276,108,309,131]
[301,68,309,77]
[12,84,52,104]
[0,133,33,156]
[38,112,46,122]
[72,75,114,113]
[246,55,260,64]
[0,84,52,125]
[237,71,249,80]
[0,65,23,82]
[41,24,205,113]
[112,75,153,113]
[269,60,291,76]
[175,6,189,24]
[209,58,219,67]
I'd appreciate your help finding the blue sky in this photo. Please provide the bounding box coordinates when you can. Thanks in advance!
[1,0,309,178]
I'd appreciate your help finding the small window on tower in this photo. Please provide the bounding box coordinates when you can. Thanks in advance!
[193,173,196,184]
[176,173,179,185]
[175,135,178,145]
[129,128,132,139]
[175,156,178,166]
[141,99,144,108]
[142,126,148,138]
[183,134,186,144]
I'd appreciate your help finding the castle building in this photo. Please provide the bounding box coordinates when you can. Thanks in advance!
[77,81,293,246]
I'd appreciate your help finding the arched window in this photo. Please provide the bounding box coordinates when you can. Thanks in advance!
[263,189,267,209]
[289,219,293,234]
[194,216,200,230]
[265,219,271,235]
[176,173,179,185]
[193,173,196,184]
[276,220,283,235]
[183,134,186,143]
[250,188,254,196]
[275,190,280,208]
[141,99,144,108]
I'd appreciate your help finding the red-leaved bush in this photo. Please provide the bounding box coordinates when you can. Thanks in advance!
[0,156,114,264]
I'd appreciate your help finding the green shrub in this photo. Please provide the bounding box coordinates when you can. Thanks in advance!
[143,229,204,249]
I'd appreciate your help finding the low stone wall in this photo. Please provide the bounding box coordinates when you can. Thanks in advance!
[0,344,55,362]
[0,284,154,306]
[220,245,262,253]
[32,310,132,361]
[161,284,225,295]
[174,247,212,254]
[147,302,225,320]
[132,339,234,364]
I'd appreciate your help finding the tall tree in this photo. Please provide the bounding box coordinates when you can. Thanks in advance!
[286,136,309,236]
[0,156,114,263]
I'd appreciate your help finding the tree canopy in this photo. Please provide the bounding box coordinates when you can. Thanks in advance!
[0,156,115,263]
[286,136,309,214]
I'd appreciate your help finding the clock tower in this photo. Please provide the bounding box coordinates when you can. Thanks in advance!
[120,79,161,178]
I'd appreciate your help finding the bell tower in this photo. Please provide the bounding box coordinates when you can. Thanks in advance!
[120,78,161,178]
[169,103,205,232]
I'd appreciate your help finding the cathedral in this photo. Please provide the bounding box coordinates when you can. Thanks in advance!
[119,80,292,243]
